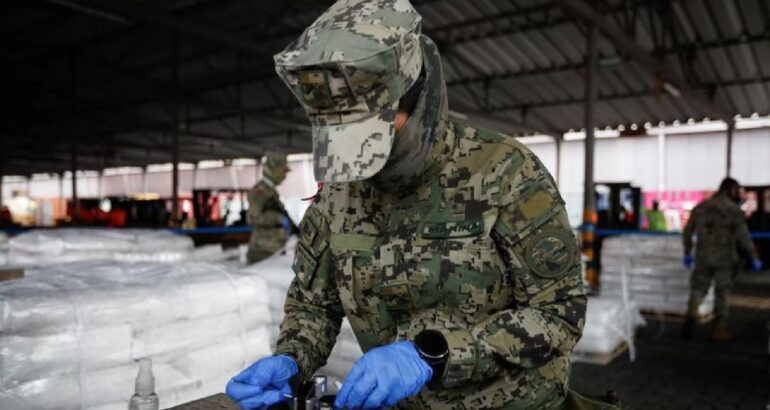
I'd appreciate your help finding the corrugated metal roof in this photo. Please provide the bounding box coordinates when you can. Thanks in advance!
[1,0,768,175]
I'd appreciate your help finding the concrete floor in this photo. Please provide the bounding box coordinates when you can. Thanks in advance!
[571,274,770,410]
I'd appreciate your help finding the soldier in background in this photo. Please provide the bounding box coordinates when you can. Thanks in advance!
[682,177,763,341]
[246,152,297,264]
[227,1,588,409]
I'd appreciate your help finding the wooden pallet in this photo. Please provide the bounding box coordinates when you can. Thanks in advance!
[571,341,628,366]
[641,309,714,324]
[728,295,770,310]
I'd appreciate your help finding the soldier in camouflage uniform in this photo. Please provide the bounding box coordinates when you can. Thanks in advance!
[246,152,295,264]
[227,1,586,408]
[681,177,762,340]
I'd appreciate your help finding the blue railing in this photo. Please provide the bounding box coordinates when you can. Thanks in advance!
[0,226,252,236]
[588,228,770,240]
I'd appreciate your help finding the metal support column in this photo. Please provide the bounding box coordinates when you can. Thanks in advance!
[582,22,599,291]
[192,163,198,190]
[256,156,263,182]
[0,160,4,209]
[726,120,735,177]
[71,141,80,225]
[97,170,103,198]
[170,33,180,226]
[142,166,149,194]
[171,131,180,225]
[59,172,65,218]
[554,136,562,188]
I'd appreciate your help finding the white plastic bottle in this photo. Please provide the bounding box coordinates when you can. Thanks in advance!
[129,358,160,410]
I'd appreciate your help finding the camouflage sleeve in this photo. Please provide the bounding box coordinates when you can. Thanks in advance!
[437,152,586,386]
[247,187,286,227]
[733,207,757,261]
[273,204,344,379]
[682,205,698,255]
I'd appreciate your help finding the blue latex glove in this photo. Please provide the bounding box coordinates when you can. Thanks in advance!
[752,258,763,273]
[683,254,694,270]
[281,216,292,232]
[335,341,432,410]
[226,355,298,409]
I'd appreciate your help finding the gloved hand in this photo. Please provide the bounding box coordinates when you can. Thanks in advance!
[225,355,298,409]
[683,254,694,270]
[335,341,432,410]
[752,258,763,273]
[281,215,293,232]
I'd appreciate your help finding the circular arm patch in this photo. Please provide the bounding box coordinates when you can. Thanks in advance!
[524,229,576,279]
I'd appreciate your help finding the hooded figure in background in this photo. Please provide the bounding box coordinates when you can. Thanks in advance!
[228,1,588,408]
[246,152,297,264]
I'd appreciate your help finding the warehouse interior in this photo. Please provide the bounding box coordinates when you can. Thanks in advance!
[1,0,769,409]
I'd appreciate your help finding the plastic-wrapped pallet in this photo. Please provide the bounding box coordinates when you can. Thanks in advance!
[572,297,644,363]
[601,234,714,316]
[241,237,363,386]
[8,228,195,266]
[0,261,273,410]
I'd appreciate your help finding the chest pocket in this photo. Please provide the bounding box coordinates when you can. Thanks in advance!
[330,233,380,303]
[330,232,396,346]
[378,210,508,316]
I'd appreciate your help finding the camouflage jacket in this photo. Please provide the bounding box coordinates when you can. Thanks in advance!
[276,120,586,409]
[683,192,756,268]
[247,179,288,229]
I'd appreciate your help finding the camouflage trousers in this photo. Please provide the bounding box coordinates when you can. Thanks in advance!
[246,227,288,264]
[687,264,734,326]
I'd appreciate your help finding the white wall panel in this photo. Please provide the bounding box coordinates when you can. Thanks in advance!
[664,133,727,191]
[731,128,770,186]
[526,142,557,177]
[555,139,584,195]
[3,128,770,211]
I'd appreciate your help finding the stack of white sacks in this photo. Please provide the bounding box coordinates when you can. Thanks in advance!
[601,234,714,316]
[8,229,199,266]
[0,261,272,409]
[242,238,363,386]
[0,232,8,265]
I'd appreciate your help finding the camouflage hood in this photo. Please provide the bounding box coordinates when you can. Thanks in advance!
[274,0,423,183]
[371,35,451,193]
[262,152,288,185]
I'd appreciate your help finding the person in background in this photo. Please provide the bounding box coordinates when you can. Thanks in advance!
[645,199,667,232]
[681,177,763,341]
[246,152,297,264]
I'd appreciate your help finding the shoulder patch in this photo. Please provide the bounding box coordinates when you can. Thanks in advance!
[524,229,576,279]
